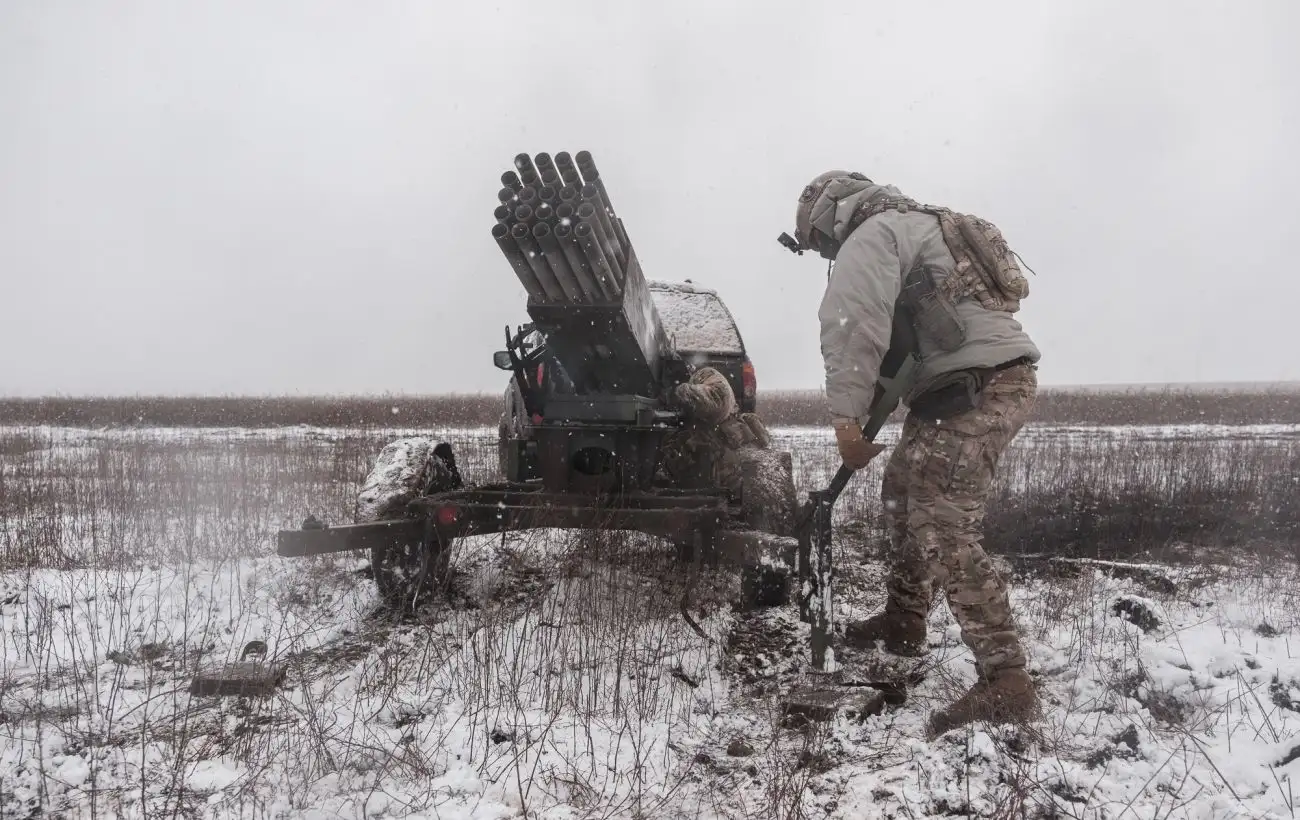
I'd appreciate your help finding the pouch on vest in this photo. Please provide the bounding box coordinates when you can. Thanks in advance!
[899,262,965,354]
[956,214,1030,310]
[719,417,751,449]
[909,368,992,421]
[739,412,771,448]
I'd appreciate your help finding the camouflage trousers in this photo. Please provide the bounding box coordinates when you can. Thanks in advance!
[880,363,1037,677]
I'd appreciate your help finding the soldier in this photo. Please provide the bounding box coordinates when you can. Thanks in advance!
[790,170,1042,737]
[660,366,770,496]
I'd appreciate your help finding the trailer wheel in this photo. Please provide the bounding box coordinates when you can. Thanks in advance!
[371,531,452,610]
[356,437,460,609]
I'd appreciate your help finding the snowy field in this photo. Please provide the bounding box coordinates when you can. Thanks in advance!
[3,423,1300,818]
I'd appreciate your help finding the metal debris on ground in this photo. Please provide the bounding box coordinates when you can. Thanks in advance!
[189,640,284,698]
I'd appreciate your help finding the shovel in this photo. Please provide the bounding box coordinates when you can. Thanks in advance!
[794,355,919,672]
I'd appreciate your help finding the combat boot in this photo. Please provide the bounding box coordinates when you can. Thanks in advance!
[841,600,928,657]
[926,667,1038,738]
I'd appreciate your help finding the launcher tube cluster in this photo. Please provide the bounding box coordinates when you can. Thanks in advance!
[493,151,630,302]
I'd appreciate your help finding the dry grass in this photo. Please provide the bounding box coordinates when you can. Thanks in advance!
[761,385,1300,427]
[4,425,1299,572]
[0,395,500,430]
[4,383,1300,429]
[782,429,1300,565]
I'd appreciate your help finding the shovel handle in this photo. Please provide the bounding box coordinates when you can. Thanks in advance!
[798,356,919,672]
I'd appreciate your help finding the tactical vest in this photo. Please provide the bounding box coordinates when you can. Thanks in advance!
[847,195,1031,370]
[849,195,1031,313]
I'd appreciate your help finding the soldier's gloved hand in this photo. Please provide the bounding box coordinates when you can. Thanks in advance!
[832,418,886,469]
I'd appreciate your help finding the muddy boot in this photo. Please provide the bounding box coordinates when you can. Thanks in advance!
[926,667,1038,738]
[841,600,927,657]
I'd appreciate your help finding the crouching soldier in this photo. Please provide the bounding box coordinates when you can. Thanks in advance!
[660,366,771,497]
[788,170,1042,737]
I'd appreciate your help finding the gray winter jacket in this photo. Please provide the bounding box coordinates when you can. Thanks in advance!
[813,179,1040,421]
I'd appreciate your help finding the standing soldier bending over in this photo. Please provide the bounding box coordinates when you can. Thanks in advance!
[788,170,1042,737]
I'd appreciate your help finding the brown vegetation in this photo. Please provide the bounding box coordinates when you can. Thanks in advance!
[760,385,1300,427]
[3,383,1299,429]
[3,424,1297,572]
[851,434,1300,563]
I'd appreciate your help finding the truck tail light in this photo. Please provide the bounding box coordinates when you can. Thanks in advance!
[436,505,459,527]
[742,359,756,401]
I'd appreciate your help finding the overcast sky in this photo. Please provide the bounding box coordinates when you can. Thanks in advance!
[2,0,1297,397]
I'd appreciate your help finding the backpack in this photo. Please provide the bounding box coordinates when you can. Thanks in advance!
[849,196,1031,313]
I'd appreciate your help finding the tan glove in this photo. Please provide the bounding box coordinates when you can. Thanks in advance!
[832,418,886,469]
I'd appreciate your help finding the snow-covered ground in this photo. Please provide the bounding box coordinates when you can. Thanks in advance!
[7,536,1300,818]
[3,424,1300,818]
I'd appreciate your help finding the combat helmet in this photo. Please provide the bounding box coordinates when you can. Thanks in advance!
[792,170,872,259]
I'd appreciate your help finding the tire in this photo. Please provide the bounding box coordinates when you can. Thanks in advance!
[356,437,458,609]
[498,377,534,482]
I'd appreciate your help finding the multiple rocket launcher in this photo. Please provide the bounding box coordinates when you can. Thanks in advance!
[491,151,670,400]
[492,151,634,304]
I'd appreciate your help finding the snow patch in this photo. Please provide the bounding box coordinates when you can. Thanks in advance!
[354,436,442,523]
[649,280,744,355]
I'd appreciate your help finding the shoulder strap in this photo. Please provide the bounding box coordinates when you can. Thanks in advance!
[847,196,1021,312]
[848,195,938,230]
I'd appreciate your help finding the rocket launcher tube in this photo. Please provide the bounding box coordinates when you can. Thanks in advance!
[514,153,538,181]
[512,221,565,301]
[533,221,584,302]
[494,222,544,296]
[577,201,624,282]
[555,151,582,187]
[575,220,621,298]
[580,184,626,271]
[558,185,581,210]
[555,223,604,301]
[514,204,537,227]
[501,170,523,192]
[534,152,558,181]
[576,152,632,252]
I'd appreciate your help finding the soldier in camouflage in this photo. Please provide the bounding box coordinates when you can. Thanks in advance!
[791,170,1042,737]
[660,366,771,496]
